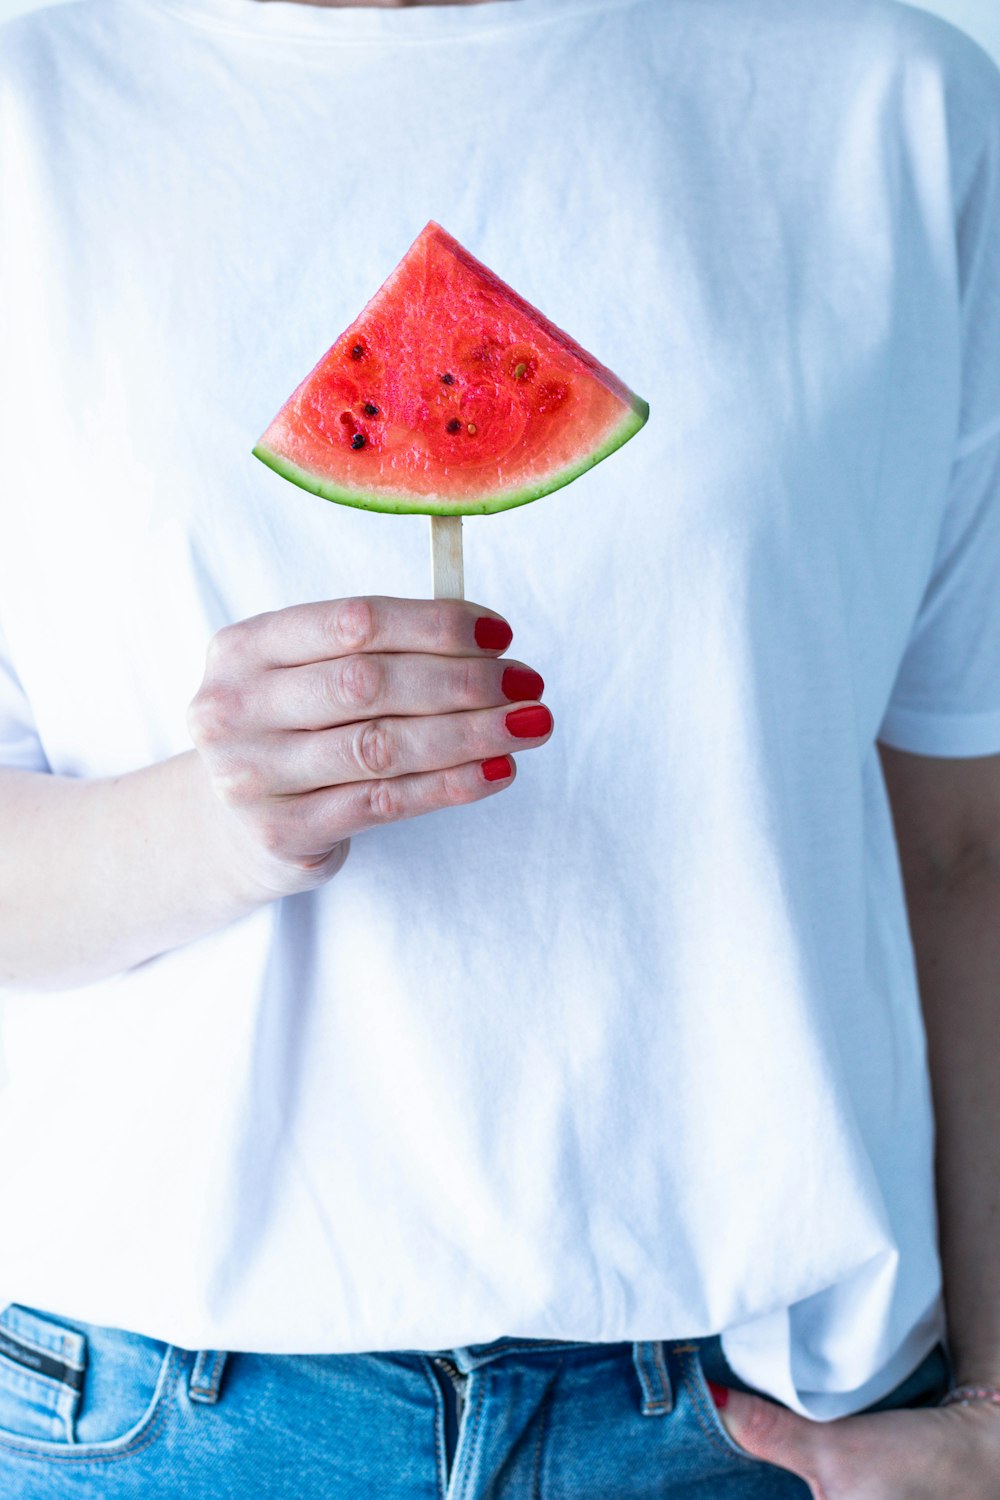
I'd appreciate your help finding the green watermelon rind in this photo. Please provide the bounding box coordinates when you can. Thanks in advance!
[251,398,649,517]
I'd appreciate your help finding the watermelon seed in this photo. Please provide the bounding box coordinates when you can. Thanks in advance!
[467,423,478,435]
[446,418,462,433]
[351,343,365,360]
[364,403,379,416]
[440,372,455,385]
[351,433,366,450]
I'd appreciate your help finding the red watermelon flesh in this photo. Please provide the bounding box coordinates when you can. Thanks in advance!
[253,221,649,517]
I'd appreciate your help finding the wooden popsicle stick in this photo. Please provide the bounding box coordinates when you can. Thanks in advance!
[430,515,464,600]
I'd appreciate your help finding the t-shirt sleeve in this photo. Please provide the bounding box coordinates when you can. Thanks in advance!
[0,612,49,773]
[877,30,1000,760]
[878,428,1000,757]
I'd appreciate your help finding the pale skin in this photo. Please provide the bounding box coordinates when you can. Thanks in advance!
[0,595,552,987]
[0,0,997,1492]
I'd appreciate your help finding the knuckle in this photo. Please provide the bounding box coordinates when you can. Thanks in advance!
[740,1399,787,1452]
[333,596,376,652]
[454,714,480,761]
[215,759,264,809]
[433,600,465,652]
[353,720,393,776]
[367,778,403,822]
[453,656,483,708]
[205,622,242,671]
[440,765,475,806]
[187,684,239,745]
[185,696,208,745]
[333,654,383,714]
[276,796,312,850]
[257,814,290,857]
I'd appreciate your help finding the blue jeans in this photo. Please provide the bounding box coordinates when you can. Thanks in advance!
[0,1302,952,1496]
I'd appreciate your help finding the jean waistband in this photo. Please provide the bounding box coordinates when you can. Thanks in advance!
[5,1304,752,1419]
[424,1332,734,1375]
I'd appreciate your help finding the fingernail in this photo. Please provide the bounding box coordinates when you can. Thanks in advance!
[481,755,513,782]
[505,705,552,739]
[501,666,544,702]
[475,616,513,651]
[707,1382,730,1409]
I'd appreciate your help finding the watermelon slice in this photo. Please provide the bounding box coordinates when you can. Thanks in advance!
[252,222,648,517]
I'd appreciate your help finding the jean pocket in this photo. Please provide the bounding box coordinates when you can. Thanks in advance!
[0,1304,179,1463]
[682,1345,763,1467]
[689,1335,952,1443]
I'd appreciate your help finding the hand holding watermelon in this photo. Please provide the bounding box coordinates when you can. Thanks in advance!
[186,594,551,898]
[219,223,641,892]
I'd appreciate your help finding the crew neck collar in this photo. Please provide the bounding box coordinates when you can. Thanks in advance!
[150,0,641,44]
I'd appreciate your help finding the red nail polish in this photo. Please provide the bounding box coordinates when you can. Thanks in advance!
[707,1381,730,1409]
[474,616,513,651]
[481,756,513,782]
[505,705,552,739]
[501,666,544,702]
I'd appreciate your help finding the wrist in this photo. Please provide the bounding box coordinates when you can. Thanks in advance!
[184,750,349,906]
[184,749,285,908]
[940,1384,1000,1415]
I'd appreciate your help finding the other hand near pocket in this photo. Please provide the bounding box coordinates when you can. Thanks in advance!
[709,1381,1000,1499]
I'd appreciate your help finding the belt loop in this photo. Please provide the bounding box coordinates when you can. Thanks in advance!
[631,1340,674,1416]
[188,1350,228,1405]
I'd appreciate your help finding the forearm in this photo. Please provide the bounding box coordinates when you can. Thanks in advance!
[0,751,276,990]
[903,852,1000,1386]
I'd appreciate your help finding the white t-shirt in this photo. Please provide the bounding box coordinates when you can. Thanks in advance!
[1,0,999,1423]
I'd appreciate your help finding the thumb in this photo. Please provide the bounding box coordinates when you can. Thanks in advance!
[707,1381,823,1482]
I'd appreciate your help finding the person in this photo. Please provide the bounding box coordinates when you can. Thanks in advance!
[0,0,998,1493]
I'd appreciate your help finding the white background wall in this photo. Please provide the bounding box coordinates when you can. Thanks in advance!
[0,0,999,59]
[911,0,1000,56]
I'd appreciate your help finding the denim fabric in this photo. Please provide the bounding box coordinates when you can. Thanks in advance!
[0,1303,953,1497]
